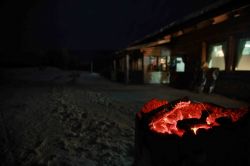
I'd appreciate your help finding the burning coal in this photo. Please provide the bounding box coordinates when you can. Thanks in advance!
[139,98,249,137]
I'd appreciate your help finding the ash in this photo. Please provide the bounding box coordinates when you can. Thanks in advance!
[0,67,246,166]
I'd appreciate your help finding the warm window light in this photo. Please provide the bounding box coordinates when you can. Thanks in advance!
[213,46,224,57]
[217,50,224,57]
[160,58,166,64]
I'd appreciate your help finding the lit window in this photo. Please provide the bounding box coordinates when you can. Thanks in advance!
[235,40,250,71]
[160,57,166,64]
[208,45,225,70]
[175,57,185,72]
[148,56,168,72]
[159,57,167,71]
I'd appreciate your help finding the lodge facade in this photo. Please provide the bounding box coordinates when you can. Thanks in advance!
[110,1,250,101]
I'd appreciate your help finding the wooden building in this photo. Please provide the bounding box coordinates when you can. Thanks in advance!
[112,1,250,101]
[112,46,171,84]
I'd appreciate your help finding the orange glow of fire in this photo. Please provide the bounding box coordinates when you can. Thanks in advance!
[140,99,248,137]
[137,98,168,118]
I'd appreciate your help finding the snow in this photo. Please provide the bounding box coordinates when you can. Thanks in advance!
[0,67,247,166]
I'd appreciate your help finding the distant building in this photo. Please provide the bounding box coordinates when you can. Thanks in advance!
[111,0,250,101]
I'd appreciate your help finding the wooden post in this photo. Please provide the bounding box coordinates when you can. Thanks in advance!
[201,41,207,65]
[142,55,145,84]
[125,54,130,84]
[112,59,117,81]
[227,36,236,71]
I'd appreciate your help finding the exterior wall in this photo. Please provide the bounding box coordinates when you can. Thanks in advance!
[115,47,171,84]
[143,56,150,83]
[172,11,250,72]
[215,71,250,102]
[143,47,170,84]
[113,4,250,101]
[116,56,126,83]
[143,56,169,84]
[129,51,144,84]
[167,7,250,100]
[115,50,144,84]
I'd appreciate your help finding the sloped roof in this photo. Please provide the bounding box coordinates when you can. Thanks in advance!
[129,0,249,47]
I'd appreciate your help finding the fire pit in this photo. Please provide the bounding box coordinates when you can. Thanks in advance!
[134,98,250,166]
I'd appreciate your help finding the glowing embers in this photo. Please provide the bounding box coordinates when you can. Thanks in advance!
[140,99,248,137]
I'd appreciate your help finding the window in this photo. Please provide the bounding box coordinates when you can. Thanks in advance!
[235,39,250,71]
[147,56,167,72]
[170,56,185,72]
[159,57,167,71]
[208,44,225,70]
[175,57,185,72]
[148,56,157,71]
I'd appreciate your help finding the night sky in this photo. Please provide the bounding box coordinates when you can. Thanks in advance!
[1,0,219,51]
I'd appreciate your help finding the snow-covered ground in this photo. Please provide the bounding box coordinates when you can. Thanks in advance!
[0,67,247,166]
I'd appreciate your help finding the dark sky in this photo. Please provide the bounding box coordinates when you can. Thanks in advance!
[0,0,219,50]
